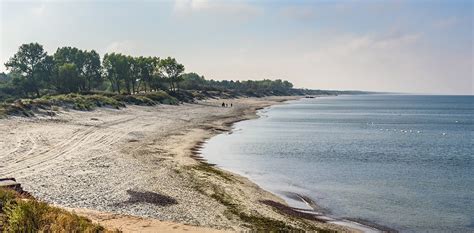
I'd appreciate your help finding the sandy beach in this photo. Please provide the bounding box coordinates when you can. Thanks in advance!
[0,97,355,232]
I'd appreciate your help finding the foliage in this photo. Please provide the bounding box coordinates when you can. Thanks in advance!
[1,42,365,117]
[1,42,308,101]
[0,188,117,232]
[158,57,185,92]
[52,47,102,92]
[4,43,53,98]
[0,91,182,117]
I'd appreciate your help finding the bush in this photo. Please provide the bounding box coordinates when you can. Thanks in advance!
[112,95,156,106]
[139,91,179,105]
[0,188,116,232]
[41,94,124,110]
[0,188,18,211]
[0,91,180,118]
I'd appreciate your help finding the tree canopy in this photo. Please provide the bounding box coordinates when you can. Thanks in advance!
[4,43,53,97]
[2,42,302,102]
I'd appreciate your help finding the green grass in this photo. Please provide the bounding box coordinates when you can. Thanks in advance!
[138,91,179,105]
[0,188,118,232]
[0,91,179,118]
[42,93,124,110]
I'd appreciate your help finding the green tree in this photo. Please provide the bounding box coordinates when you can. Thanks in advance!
[127,56,140,93]
[158,57,185,92]
[180,73,206,90]
[136,56,159,92]
[0,72,9,82]
[4,43,52,97]
[83,50,102,91]
[53,47,85,90]
[102,53,131,94]
[57,63,79,93]
[53,47,102,92]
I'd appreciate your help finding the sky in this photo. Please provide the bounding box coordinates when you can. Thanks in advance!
[0,0,473,94]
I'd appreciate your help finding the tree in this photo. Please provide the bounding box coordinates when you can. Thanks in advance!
[126,56,139,94]
[136,56,159,92]
[83,50,102,91]
[0,72,9,82]
[4,43,52,97]
[180,72,206,90]
[53,47,85,90]
[53,47,102,92]
[102,53,131,93]
[158,57,185,92]
[57,63,79,93]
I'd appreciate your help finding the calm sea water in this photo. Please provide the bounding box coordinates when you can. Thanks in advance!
[201,95,474,232]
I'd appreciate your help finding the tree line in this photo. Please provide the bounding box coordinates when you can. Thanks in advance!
[1,42,296,102]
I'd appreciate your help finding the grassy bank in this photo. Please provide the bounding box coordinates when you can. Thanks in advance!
[0,91,180,118]
[0,88,318,118]
[0,188,117,232]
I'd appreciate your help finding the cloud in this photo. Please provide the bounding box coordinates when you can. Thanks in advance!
[279,6,317,21]
[173,0,262,19]
[302,29,473,94]
[433,17,460,29]
[319,30,421,54]
[104,40,137,55]
[371,30,421,49]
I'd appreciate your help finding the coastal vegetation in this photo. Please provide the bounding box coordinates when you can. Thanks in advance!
[0,188,116,232]
[0,43,365,117]
[187,163,334,232]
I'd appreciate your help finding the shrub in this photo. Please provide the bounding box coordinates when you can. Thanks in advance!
[138,91,179,105]
[112,95,156,106]
[0,188,115,232]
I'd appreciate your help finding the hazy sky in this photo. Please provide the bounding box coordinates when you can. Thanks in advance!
[1,0,473,94]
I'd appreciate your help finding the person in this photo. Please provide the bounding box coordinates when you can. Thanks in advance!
[222,102,225,107]
[231,103,233,107]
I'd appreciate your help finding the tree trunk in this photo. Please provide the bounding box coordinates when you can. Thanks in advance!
[116,81,121,94]
[110,80,116,93]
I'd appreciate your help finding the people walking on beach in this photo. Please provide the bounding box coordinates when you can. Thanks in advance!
[221,102,233,108]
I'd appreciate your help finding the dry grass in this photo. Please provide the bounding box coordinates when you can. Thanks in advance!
[0,188,119,232]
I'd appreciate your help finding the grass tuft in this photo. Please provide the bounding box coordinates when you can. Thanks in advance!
[0,188,118,232]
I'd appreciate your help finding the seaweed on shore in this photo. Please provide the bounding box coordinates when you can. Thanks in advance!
[187,163,330,232]
[191,163,235,182]
[209,183,298,231]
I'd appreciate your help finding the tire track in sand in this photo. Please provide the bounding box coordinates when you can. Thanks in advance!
[0,116,137,177]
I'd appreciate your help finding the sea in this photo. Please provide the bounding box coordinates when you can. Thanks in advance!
[201,94,474,232]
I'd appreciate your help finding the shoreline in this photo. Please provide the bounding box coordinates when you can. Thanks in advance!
[194,99,394,233]
[0,96,372,232]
